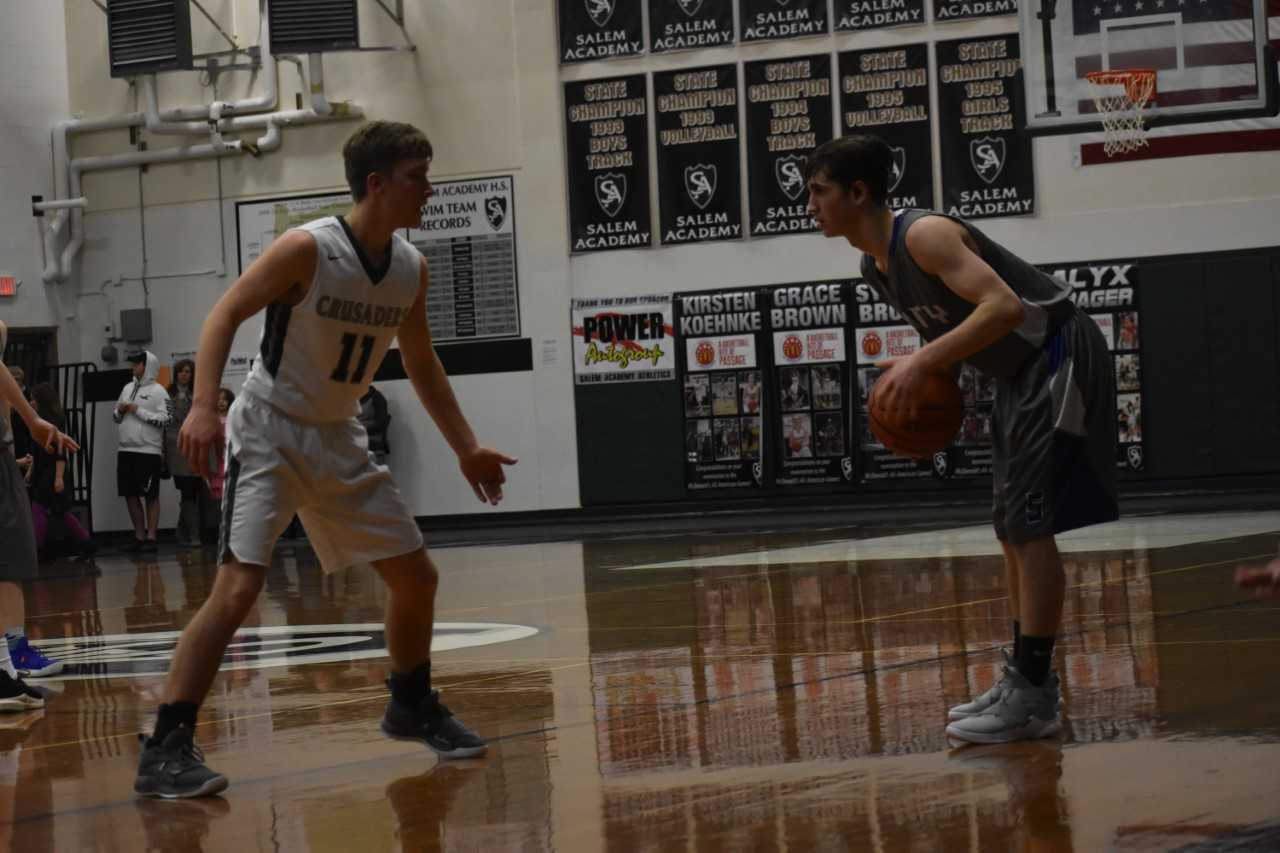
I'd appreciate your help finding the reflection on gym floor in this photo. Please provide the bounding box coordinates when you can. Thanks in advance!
[4,510,1279,851]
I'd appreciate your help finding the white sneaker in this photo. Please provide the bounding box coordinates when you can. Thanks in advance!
[945,666,1062,745]
[949,651,1060,721]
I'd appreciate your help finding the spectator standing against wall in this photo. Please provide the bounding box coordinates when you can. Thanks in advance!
[167,359,209,547]
[113,352,172,553]
[26,383,93,561]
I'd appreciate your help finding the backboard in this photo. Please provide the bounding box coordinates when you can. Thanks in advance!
[1020,0,1278,134]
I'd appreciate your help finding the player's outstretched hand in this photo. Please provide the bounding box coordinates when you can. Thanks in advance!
[459,448,517,505]
[1235,559,1280,598]
[180,404,221,479]
[27,416,79,455]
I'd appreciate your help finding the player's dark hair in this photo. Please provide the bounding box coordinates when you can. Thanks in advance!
[343,121,434,202]
[803,135,892,206]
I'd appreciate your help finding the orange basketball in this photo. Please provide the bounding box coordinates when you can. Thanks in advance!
[868,371,964,458]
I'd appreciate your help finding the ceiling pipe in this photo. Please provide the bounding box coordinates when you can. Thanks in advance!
[162,0,278,120]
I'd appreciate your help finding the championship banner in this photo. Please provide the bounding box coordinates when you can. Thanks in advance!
[739,0,829,42]
[1045,261,1144,472]
[936,36,1034,219]
[853,280,994,480]
[834,0,925,32]
[649,0,734,53]
[572,295,675,384]
[559,0,644,64]
[677,289,767,491]
[838,45,933,210]
[564,75,652,253]
[933,0,1016,23]
[655,65,742,246]
[745,55,833,238]
[769,281,854,487]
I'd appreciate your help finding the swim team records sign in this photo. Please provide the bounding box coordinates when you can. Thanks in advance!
[654,64,742,246]
[744,54,833,237]
[838,44,934,211]
[235,182,520,342]
[406,176,520,340]
[564,74,653,253]
[649,0,734,53]
[936,35,1035,220]
[559,0,644,63]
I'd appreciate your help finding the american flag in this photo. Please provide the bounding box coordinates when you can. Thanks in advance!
[1071,0,1280,163]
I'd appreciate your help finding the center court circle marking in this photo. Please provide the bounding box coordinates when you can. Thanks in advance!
[29,623,539,681]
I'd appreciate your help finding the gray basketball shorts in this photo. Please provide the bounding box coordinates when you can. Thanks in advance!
[991,309,1119,544]
[219,394,424,573]
[0,450,38,581]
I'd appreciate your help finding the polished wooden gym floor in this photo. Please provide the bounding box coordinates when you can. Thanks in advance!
[4,509,1280,852]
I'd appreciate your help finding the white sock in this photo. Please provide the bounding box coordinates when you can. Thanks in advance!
[0,637,15,679]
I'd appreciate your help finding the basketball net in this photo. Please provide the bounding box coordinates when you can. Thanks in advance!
[1085,69,1157,157]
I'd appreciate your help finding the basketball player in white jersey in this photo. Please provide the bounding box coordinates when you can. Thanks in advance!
[134,122,516,799]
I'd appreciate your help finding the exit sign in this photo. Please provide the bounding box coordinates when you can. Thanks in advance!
[0,275,16,297]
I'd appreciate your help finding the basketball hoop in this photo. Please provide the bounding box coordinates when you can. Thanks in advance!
[1085,69,1157,157]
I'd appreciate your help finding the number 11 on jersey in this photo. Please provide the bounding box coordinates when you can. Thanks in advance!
[331,333,375,383]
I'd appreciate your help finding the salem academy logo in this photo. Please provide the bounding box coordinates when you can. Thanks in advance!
[888,146,906,193]
[594,172,628,217]
[586,0,616,27]
[485,195,507,231]
[861,330,883,357]
[27,623,538,681]
[970,137,1006,185]
[775,154,806,201]
[684,164,717,209]
[677,0,705,14]
[782,334,804,360]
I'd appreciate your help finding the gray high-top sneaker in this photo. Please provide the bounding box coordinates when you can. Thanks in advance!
[945,666,1062,745]
[949,650,1060,720]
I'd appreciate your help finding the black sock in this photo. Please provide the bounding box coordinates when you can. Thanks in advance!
[150,702,199,746]
[1016,635,1055,686]
[388,662,431,706]
[1013,620,1022,658]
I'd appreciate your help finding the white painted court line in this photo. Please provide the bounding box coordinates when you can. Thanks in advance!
[613,511,1280,571]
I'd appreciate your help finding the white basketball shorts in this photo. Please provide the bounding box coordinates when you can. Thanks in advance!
[219,393,424,573]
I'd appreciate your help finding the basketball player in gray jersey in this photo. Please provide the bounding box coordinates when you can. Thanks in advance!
[805,135,1118,745]
[134,122,517,798]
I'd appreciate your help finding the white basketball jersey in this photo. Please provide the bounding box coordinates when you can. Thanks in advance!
[241,216,421,423]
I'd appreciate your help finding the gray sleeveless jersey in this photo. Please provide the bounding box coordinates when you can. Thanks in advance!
[860,210,1075,378]
[241,216,421,423]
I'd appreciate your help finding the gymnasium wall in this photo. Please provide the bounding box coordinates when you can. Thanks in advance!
[0,1,69,332]
[3,2,1278,531]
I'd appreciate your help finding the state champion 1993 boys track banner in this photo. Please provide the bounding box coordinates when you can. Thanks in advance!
[564,74,652,253]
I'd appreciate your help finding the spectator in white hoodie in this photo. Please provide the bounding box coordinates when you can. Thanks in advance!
[113,351,171,552]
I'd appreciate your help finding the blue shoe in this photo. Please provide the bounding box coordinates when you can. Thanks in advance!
[10,637,65,679]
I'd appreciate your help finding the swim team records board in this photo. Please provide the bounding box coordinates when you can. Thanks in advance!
[235,175,520,342]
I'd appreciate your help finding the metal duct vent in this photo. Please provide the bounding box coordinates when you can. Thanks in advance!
[107,0,194,78]
[269,0,360,54]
